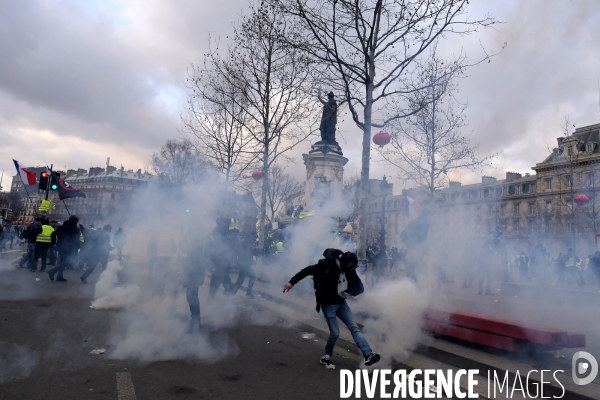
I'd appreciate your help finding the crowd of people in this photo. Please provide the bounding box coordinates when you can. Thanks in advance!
[10,216,126,283]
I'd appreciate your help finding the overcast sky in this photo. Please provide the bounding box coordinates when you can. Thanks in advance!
[1,0,599,192]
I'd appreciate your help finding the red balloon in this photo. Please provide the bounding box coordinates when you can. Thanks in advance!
[252,171,263,180]
[373,131,391,147]
[574,194,589,206]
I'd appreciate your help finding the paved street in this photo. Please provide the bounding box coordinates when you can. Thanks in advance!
[0,250,391,400]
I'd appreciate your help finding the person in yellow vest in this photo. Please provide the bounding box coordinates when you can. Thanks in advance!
[228,212,241,244]
[30,218,55,272]
[276,240,284,254]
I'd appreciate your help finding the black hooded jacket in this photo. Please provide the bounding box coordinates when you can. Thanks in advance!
[289,248,364,312]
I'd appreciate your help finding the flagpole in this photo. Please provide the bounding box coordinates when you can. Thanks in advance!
[16,173,39,220]
[62,200,71,217]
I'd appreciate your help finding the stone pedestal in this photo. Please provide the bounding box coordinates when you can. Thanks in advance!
[302,142,348,209]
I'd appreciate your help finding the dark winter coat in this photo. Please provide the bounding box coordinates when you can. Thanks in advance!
[289,248,364,312]
[52,220,81,254]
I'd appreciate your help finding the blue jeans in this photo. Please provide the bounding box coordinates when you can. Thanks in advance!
[322,302,372,358]
[19,243,36,267]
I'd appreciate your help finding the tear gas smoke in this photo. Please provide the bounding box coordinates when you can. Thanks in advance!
[0,343,37,383]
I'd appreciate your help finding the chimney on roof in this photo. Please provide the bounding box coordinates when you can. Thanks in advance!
[482,176,497,185]
[505,172,522,182]
[557,137,565,147]
[449,181,462,190]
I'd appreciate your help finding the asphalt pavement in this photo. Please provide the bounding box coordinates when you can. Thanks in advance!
[0,250,394,400]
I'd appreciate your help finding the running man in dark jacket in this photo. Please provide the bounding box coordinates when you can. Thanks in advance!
[283,249,380,369]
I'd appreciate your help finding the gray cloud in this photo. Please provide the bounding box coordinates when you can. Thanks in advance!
[1,0,599,192]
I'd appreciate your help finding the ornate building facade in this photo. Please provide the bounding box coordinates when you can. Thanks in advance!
[362,123,600,256]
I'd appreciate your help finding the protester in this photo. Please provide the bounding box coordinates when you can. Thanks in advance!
[230,232,257,298]
[113,227,126,261]
[48,216,83,282]
[18,219,41,269]
[283,249,381,369]
[30,218,55,272]
[80,225,113,284]
[184,233,207,333]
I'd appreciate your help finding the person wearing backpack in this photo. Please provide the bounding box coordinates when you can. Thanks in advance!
[283,249,381,369]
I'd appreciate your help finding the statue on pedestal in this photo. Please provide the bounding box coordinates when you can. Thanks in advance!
[318,91,338,145]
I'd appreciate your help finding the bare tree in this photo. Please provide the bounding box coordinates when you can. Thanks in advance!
[185,71,258,185]
[381,50,494,194]
[243,164,304,223]
[150,138,213,185]
[191,3,317,250]
[272,0,498,259]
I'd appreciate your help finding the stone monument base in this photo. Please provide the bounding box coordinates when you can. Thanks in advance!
[303,142,348,210]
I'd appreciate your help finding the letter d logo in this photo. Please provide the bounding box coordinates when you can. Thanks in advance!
[572,351,598,386]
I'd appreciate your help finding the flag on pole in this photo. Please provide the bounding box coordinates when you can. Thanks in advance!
[406,196,423,219]
[12,159,37,185]
[51,172,86,200]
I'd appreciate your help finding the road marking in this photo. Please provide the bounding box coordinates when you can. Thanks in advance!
[116,372,136,400]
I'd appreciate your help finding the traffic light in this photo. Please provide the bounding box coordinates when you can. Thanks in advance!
[50,173,59,190]
[39,171,49,191]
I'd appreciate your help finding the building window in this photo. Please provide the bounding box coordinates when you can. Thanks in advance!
[546,201,552,213]
[488,206,493,217]
[545,219,552,232]
[513,203,520,216]
[568,146,573,156]
[508,186,515,195]
[495,187,502,197]
[514,221,520,234]
[531,183,536,193]
[566,176,572,188]
[589,173,595,186]
[501,205,506,217]
[546,179,552,190]
[484,188,490,198]
[529,203,535,215]
[568,222,574,233]
[528,219,535,233]
[111,193,115,199]
[587,143,594,153]
[522,184,529,194]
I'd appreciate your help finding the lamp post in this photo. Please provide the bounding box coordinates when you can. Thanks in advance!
[377,176,391,257]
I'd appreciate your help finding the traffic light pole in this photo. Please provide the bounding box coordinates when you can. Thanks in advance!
[45,164,52,201]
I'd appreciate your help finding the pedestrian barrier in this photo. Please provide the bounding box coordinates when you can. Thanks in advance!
[422,305,586,351]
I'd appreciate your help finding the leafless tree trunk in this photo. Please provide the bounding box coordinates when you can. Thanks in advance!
[191,3,316,251]
[381,49,494,194]
[272,0,498,260]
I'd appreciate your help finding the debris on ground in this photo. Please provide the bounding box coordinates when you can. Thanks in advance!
[301,333,316,339]
[89,349,106,355]
[552,350,565,358]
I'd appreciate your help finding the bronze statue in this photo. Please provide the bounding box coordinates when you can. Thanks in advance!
[318,91,338,145]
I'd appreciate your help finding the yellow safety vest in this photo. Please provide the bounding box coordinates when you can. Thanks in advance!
[276,241,284,253]
[229,218,240,231]
[36,225,55,243]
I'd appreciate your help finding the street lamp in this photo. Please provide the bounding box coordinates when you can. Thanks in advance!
[377,176,391,257]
